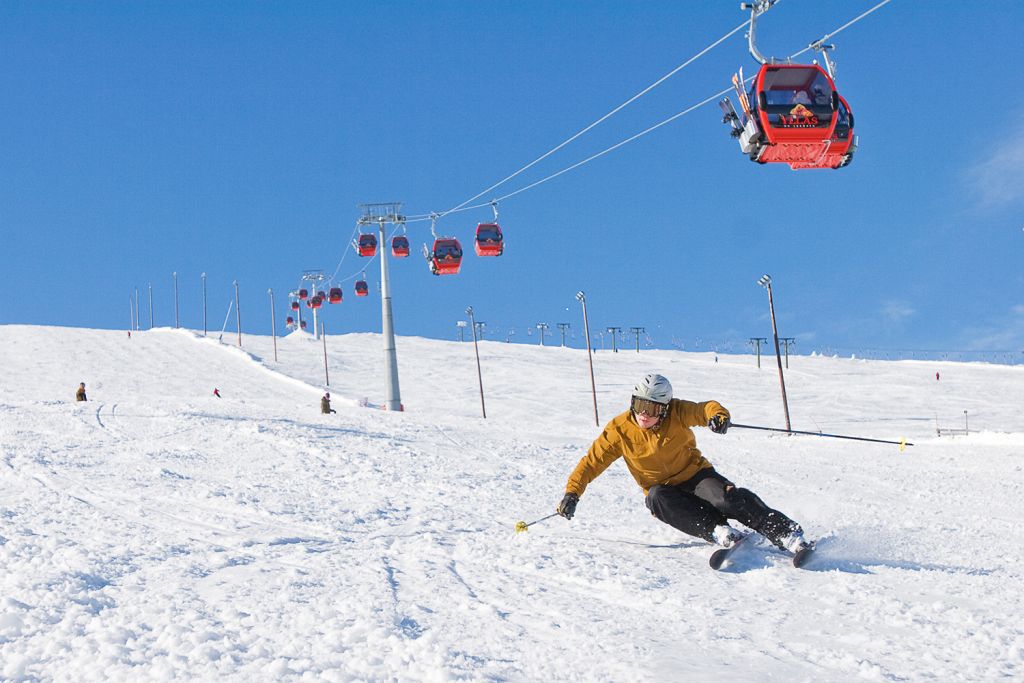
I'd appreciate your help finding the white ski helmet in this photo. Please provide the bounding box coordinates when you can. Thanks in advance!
[632,373,672,404]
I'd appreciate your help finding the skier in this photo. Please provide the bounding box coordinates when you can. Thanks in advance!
[321,392,336,414]
[75,382,87,402]
[556,373,810,554]
[213,388,221,398]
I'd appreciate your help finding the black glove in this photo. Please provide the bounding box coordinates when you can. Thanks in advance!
[709,414,731,434]
[557,492,579,520]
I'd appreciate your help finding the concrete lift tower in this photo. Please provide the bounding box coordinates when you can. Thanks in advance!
[358,202,405,411]
[300,270,328,340]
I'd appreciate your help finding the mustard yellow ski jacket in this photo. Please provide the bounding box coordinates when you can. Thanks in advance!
[565,398,729,497]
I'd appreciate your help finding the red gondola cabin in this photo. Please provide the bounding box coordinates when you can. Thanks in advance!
[357,233,378,257]
[354,280,369,297]
[426,238,463,276]
[300,320,307,329]
[286,316,295,326]
[308,295,323,309]
[328,287,343,304]
[724,63,855,170]
[392,235,410,258]
[298,288,308,299]
[474,223,504,257]
[291,301,300,311]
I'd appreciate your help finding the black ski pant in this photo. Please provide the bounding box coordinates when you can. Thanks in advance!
[644,468,800,547]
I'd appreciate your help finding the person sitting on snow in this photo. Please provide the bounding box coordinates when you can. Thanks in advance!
[557,373,811,554]
[76,382,87,402]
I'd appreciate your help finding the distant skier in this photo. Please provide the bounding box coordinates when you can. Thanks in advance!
[321,392,336,414]
[213,388,221,398]
[556,373,811,554]
[936,372,940,381]
[76,382,87,402]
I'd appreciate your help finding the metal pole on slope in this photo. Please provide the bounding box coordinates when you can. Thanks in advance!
[233,280,242,347]
[129,293,135,332]
[268,288,277,362]
[322,321,330,387]
[148,283,154,329]
[758,274,791,432]
[466,306,486,419]
[576,291,600,427]
[201,272,208,336]
[173,271,179,329]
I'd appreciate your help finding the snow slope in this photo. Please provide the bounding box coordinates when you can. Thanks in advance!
[1,325,1022,681]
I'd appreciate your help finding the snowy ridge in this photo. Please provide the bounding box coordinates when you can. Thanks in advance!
[1,325,1022,681]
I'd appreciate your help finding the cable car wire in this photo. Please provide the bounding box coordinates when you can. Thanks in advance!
[403,0,892,223]
[406,16,755,223]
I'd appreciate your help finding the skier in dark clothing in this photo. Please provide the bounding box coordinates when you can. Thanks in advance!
[321,392,336,414]
[213,388,221,398]
[557,373,810,553]
[76,382,87,402]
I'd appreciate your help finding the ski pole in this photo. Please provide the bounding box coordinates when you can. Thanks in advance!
[514,512,559,533]
[730,422,913,450]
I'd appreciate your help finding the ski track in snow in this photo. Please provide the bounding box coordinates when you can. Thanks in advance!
[0,325,1022,681]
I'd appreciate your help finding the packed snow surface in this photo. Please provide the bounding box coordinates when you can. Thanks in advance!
[1,325,1022,681]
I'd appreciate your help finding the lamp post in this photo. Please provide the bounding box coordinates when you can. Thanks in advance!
[148,283,154,329]
[466,306,486,418]
[757,274,791,431]
[233,280,242,348]
[536,323,549,346]
[201,272,207,336]
[173,271,179,329]
[268,288,277,362]
[576,291,599,427]
[456,320,467,342]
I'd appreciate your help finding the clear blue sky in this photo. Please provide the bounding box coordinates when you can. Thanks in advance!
[2,1,1022,361]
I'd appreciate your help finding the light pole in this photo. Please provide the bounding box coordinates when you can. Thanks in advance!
[233,280,242,347]
[148,283,154,329]
[576,291,599,427]
[630,326,645,353]
[474,321,486,340]
[557,322,570,347]
[134,286,140,331]
[129,293,135,332]
[466,306,486,418]
[536,323,549,346]
[201,272,207,336]
[268,288,277,362]
[456,320,467,342]
[173,271,179,329]
[758,274,791,432]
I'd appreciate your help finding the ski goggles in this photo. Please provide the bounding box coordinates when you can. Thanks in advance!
[631,396,668,418]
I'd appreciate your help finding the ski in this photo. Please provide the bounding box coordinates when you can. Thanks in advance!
[792,542,816,569]
[710,534,817,570]
[709,533,750,570]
